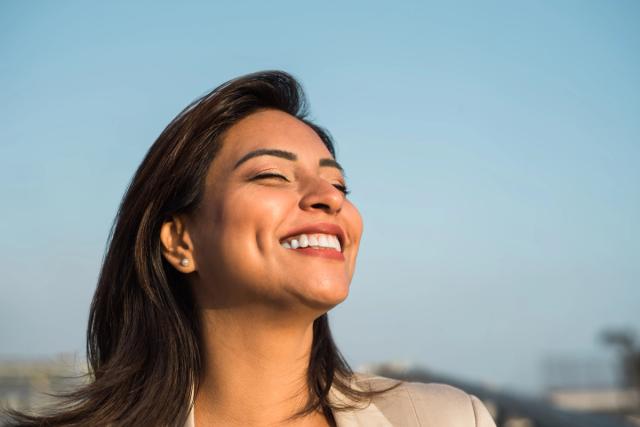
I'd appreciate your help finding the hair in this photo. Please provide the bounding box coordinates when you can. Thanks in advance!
[4,70,399,426]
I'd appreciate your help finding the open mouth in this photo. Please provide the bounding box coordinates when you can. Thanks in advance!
[280,233,342,253]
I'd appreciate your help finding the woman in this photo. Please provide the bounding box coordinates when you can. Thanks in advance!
[7,71,495,426]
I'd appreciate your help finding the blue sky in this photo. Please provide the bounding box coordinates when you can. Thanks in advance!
[1,1,638,394]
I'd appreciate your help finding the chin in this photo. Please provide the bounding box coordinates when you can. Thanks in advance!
[296,278,350,312]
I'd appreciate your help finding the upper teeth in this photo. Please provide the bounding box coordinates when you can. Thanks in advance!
[281,233,342,252]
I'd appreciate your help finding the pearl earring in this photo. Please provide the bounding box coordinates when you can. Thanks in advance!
[180,258,190,267]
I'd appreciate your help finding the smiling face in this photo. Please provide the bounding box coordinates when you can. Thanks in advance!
[184,109,363,314]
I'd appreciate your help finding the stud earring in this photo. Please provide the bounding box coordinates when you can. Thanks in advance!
[180,258,190,267]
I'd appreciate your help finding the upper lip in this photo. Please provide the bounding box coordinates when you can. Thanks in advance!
[280,222,346,248]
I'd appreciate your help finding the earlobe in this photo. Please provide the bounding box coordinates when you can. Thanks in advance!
[160,215,196,273]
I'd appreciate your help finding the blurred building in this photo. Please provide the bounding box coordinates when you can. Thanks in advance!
[542,355,639,423]
[2,353,639,426]
[0,353,87,422]
[365,362,639,427]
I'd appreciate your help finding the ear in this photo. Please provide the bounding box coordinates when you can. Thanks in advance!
[160,215,196,273]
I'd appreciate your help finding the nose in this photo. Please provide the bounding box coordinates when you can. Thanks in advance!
[298,176,344,215]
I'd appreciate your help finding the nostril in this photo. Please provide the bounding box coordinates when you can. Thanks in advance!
[311,202,331,210]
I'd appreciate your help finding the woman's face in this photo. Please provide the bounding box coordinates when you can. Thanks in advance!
[186,109,363,314]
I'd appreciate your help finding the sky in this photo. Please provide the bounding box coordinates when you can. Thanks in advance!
[1,1,639,395]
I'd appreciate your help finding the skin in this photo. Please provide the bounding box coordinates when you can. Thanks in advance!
[160,109,363,426]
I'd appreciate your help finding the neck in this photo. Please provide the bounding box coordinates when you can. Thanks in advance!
[194,305,330,426]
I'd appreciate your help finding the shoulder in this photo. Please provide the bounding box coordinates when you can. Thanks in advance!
[352,373,496,427]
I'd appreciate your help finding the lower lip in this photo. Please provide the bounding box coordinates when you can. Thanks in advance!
[285,247,345,261]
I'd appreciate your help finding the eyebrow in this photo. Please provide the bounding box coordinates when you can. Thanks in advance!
[319,158,343,172]
[233,148,344,172]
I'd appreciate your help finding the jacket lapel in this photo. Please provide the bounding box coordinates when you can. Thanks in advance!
[183,377,393,427]
[329,376,393,427]
[331,400,393,427]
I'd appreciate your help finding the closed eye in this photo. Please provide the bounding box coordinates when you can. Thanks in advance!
[333,183,350,195]
[251,172,290,182]
[252,173,349,195]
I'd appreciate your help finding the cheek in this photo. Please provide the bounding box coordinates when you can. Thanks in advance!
[197,188,296,269]
[345,201,364,244]
[342,202,363,276]
[221,188,294,242]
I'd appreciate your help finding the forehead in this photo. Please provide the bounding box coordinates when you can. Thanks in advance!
[218,109,332,163]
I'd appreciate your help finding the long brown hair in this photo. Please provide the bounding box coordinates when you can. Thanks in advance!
[5,71,398,426]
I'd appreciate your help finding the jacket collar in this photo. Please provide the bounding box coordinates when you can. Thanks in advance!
[329,375,393,427]
[184,375,392,427]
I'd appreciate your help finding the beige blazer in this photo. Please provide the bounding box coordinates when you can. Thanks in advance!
[184,373,496,426]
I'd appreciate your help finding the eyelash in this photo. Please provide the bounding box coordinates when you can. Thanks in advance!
[333,183,350,195]
[252,173,350,196]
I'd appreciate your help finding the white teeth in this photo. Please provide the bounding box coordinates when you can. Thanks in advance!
[280,233,342,252]
[328,235,339,250]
